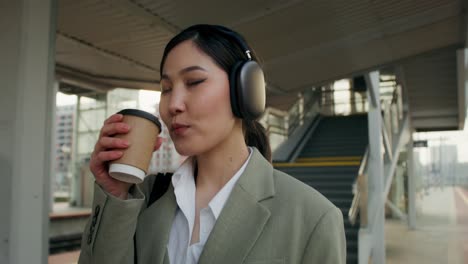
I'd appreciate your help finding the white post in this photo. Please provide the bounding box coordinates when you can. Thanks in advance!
[407,130,417,229]
[50,80,59,212]
[365,71,386,264]
[298,92,304,126]
[71,95,82,206]
[0,1,56,263]
[456,48,468,130]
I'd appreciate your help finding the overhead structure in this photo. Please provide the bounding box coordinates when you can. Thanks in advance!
[56,0,467,130]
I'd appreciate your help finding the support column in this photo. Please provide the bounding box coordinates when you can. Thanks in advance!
[365,71,386,264]
[407,131,417,229]
[0,1,56,263]
[457,48,468,130]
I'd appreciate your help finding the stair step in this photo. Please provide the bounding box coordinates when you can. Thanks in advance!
[293,115,367,263]
[275,161,361,167]
[347,251,358,264]
[318,190,354,199]
[303,139,367,144]
[328,199,352,208]
[296,156,362,162]
[300,146,367,152]
[290,173,357,181]
[277,166,359,174]
[302,181,353,189]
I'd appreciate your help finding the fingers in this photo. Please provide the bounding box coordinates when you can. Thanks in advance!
[93,114,130,157]
[89,148,122,173]
[100,122,130,137]
[99,137,129,149]
[100,114,130,137]
[94,150,124,163]
[93,136,129,157]
[104,113,123,125]
[153,137,167,151]
[89,114,130,189]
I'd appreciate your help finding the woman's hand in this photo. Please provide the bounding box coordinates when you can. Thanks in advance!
[89,114,164,199]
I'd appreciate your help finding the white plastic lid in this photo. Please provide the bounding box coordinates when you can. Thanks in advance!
[109,163,146,184]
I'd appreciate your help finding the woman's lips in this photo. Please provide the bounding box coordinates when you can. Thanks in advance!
[172,123,190,136]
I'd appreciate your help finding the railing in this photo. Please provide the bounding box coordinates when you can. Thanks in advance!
[287,88,320,135]
[349,147,369,225]
[319,87,369,116]
[262,107,288,136]
[261,107,289,151]
[261,88,321,149]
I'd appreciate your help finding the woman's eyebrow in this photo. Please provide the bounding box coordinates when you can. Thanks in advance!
[161,65,207,81]
[180,65,207,75]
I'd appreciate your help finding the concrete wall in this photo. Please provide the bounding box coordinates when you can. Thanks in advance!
[0,1,55,263]
[0,1,23,262]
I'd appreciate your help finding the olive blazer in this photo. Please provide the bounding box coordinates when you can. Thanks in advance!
[78,148,346,264]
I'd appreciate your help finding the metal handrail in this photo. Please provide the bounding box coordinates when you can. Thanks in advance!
[358,147,369,177]
[287,90,320,136]
[348,147,369,225]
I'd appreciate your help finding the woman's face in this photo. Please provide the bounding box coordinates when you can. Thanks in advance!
[159,40,237,156]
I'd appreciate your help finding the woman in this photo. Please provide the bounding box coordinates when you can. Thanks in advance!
[79,24,345,264]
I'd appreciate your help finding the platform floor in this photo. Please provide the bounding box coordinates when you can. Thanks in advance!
[48,186,468,264]
[386,186,468,264]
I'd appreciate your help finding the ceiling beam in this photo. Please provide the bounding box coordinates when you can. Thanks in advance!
[104,0,180,34]
[57,32,159,73]
[56,64,160,92]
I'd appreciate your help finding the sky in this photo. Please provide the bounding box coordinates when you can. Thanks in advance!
[56,89,161,109]
[56,92,77,106]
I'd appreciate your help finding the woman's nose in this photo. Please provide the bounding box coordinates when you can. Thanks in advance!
[168,88,186,115]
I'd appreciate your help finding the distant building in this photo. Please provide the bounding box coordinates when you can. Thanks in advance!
[55,104,75,188]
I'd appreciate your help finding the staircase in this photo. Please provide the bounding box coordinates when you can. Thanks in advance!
[275,114,368,264]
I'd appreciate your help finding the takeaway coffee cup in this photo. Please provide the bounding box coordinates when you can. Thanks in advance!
[109,109,162,184]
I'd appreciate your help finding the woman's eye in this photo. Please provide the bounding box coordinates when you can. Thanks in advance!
[187,79,206,86]
[161,87,172,94]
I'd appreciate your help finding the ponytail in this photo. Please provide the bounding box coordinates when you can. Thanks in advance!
[243,120,271,163]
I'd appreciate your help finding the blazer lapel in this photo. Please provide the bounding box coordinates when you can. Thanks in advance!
[198,148,275,264]
[135,185,177,264]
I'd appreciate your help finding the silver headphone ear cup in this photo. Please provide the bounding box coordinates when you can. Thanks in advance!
[229,61,244,118]
[237,60,266,120]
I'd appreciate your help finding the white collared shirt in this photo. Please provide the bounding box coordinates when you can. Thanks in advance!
[167,148,253,264]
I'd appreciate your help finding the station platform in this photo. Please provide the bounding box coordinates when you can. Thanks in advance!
[48,186,468,264]
[49,202,90,256]
[386,186,468,264]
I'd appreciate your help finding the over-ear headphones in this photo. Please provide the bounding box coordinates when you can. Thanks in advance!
[214,26,266,120]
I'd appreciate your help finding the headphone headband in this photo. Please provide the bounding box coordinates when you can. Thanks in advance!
[213,25,253,61]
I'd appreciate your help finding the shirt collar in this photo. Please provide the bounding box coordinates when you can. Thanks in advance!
[171,147,253,220]
[171,156,197,234]
[208,147,253,219]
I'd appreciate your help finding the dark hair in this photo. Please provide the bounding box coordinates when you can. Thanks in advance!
[160,24,271,162]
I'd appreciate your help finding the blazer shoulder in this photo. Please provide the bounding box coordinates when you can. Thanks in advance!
[272,169,339,219]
